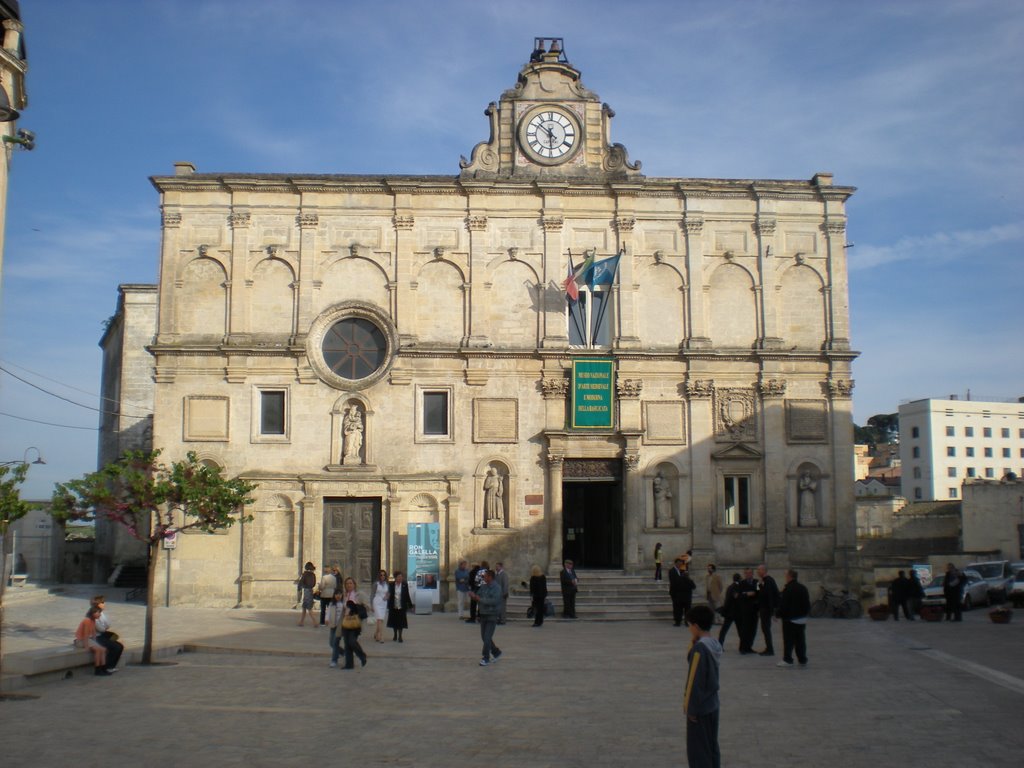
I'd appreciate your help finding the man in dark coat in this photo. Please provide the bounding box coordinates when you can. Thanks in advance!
[942,563,964,622]
[736,568,760,654]
[756,564,781,656]
[560,559,579,618]
[890,570,913,620]
[466,562,481,623]
[717,573,742,647]
[669,557,697,626]
[775,569,811,667]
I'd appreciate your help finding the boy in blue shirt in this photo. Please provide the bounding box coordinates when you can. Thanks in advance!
[684,605,723,768]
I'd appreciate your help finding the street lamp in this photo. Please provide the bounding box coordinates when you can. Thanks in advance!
[0,446,46,467]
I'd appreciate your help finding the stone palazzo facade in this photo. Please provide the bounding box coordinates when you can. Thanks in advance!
[99,42,858,606]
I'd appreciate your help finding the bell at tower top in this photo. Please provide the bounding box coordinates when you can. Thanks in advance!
[459,39,641,181]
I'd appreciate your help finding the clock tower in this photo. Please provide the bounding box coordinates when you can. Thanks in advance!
[460,38,642,180]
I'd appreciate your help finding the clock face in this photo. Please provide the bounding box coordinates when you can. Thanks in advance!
[521,108,580,164]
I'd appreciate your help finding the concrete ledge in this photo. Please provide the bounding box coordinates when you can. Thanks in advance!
[4,646,95,676]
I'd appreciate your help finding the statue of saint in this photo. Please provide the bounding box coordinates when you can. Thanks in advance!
[798,471,818,526]
[483,466,504,524]
[653,470,674,527]
[342,404,364,464]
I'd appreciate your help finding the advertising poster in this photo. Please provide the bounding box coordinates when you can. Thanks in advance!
[407,522,441,604]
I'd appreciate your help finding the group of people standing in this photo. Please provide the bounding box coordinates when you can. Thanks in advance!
[888,568,925,621]
[716,565,811,667]
[297,562,415,670]
[454,559,510,624]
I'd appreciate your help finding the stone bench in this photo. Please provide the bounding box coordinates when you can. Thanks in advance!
[8,574,27,587]
[4,645,95,676]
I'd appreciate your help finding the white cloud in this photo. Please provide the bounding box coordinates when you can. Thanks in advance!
[851,222,1024,271]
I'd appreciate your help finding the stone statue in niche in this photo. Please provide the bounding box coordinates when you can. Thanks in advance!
[653,470,674,528]
[342,404,364,465]
[798,471,818,526]
[483,466,504,525]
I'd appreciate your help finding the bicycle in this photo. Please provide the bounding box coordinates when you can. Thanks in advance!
[809,586,862,619]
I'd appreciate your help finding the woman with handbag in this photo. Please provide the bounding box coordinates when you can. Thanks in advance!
[339,577,368,669]
[91,595,124,672]
[371,569,390,643]
[386,570,413,642]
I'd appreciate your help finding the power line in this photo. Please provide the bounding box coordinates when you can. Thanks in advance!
[0,365,151,417]
[0,360,153,415]
[0,410,98,430]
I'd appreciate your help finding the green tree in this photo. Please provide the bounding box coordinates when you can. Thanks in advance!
[52,450,255,664]
[0,462,31,689]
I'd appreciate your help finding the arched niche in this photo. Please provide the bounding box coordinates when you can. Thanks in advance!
[329,393,374,468]
[473,457,514,530]
[255,493,296,559]
[786,459,829,528]
[645,459,687,529]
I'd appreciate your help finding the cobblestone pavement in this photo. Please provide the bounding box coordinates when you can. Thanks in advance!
[1,587,1022,767]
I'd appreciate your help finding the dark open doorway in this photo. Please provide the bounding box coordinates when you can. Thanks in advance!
[562,480,623,568]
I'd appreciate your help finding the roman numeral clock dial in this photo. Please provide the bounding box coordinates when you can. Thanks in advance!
[519,106,581,165]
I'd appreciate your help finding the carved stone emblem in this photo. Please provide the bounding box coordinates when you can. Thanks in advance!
[714,388,756,442]
[685,379,714,398]
[616,379,642,399]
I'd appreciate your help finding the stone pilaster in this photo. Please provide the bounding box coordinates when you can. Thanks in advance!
[759,378,788,553]
[541,214,567,348]
[822,214,851,350]
[755,215,781,348]
[156,210,182,344]
[393,213,416,344]
[465,214,490,347]
[547,453,565,573]
[686,379,715,550]
[295,212,318,339]
[227,211,251,344]
[682,214,709,347]
[623,441,642,571]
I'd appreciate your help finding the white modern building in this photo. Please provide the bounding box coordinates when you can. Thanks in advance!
[899,397,1024,501]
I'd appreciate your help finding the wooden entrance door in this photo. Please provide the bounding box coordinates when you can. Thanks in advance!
[323,498,381,584]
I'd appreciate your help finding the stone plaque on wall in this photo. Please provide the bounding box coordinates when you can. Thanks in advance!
[473,398,518,443]
[183,395,229,441]
[643,401,686,444]
[714,229,747,254]
[786,400,829,443]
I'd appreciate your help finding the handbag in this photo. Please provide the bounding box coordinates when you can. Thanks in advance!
[357,603,368,620]
[341,613,362,630]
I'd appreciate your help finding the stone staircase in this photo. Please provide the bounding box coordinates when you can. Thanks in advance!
[506,569,675,621]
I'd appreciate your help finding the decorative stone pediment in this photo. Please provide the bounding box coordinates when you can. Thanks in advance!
[459,39,641,181]
[712,442,763,461]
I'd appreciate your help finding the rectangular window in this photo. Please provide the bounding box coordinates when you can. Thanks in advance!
[965,426,974,437]
[1019,429,1024,439]
[947,467,957,478]
[966,447,975,457]
[912,467,922,479]
[949,488,958,498]
[984,447,993,458]
[914,487,922,500]
[1001,428,1010,438]
[568,285,613,348]
[1003,448,1011,458]
[912,426,920,438]
[967,467,976,478]
[946,446,956,457]
[945,426,954,437]
[722,476,751,526]
[422,391,449,436]
[984,467,995,478]
[260,390,286,435]
[984,427,992,438]
[912,446,920,458]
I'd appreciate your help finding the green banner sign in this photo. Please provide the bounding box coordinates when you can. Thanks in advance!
[571,358,614,429]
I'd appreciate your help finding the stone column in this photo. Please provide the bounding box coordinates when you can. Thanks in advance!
[227,211,251,344]
[546,453,565,573]
[759,379,788,565]
[465,214,490,347]
[682,213,709,347]
[295,212,318,340]
[540,214,567,348]
[156,211,182,344]
[686,380,716,550]
[393,213,416,344]
[237,513,256,608]
[623,445,642,571]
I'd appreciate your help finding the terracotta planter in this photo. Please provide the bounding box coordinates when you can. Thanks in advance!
[989,609,1012,625]
[919,606,944,622]
[868,606,890,621]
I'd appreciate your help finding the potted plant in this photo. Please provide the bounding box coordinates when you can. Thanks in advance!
[919,604,944,622]
[989,606,1012,624]
[867,604,890,621]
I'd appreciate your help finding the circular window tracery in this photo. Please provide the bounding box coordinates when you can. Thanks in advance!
[307,302,396,391]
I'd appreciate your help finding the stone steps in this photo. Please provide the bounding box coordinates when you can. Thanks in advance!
[504,570,678,621]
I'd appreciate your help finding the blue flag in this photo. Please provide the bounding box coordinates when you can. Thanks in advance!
[587,252,621,287]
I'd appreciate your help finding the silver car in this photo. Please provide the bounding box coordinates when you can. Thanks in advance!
[1010,569,1024,608]
[966,560,1014,603]
[921,569,989,610]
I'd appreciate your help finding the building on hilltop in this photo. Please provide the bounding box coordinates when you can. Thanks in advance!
[98,40,859,607]
[899,397,1024,502]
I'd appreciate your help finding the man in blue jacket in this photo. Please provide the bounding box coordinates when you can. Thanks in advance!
[470,569,503,666]
[684,604,723,768]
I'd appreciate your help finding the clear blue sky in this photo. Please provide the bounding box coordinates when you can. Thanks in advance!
[2,0,1022,497]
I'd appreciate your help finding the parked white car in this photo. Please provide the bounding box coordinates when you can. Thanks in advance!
[966,560,1014,603]
[921,569,989,610]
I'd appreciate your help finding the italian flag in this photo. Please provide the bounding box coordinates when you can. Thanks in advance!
[562,249,595,302]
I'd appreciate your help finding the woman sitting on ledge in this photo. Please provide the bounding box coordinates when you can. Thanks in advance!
[74,606,110,676]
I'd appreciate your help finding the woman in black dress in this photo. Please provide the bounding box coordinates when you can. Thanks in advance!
[387,570,413,642]
[529,564,548,627]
